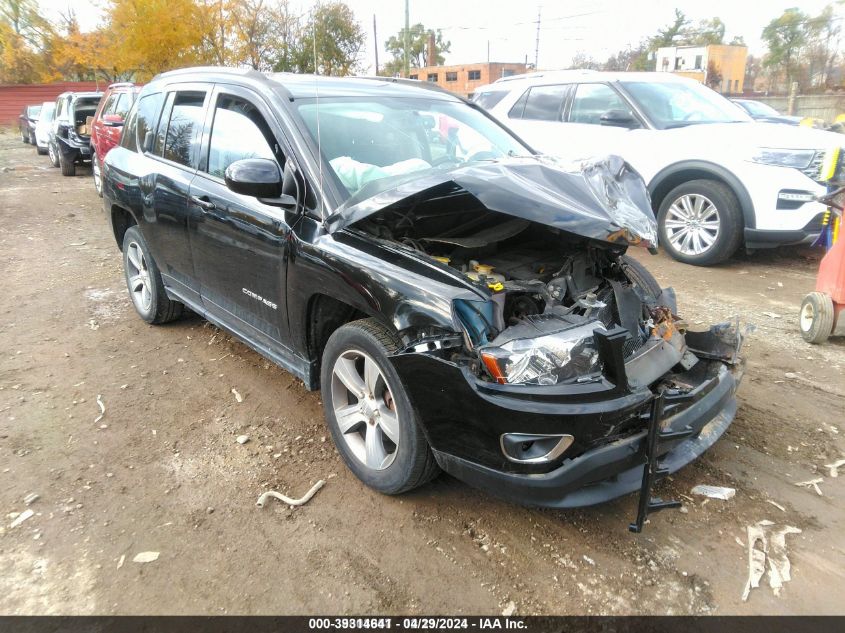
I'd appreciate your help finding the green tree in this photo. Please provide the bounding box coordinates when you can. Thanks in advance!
[761,8,808,89]
[569,51,600,70]
[803,4,840,89]
[383,23,451,75]
[603,42,650,72]
[679,17,726,46]
[294,1,364,76]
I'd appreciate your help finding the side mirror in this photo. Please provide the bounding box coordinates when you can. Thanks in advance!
[599,109,639,129]
[225,158,295,208]
[102,114,124,127]
[142,131,154,153]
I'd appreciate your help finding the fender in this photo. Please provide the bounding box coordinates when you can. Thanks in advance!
[648,160,756,229]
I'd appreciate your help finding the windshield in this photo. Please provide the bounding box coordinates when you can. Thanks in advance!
[736,100,780,117]
[27,105,41,117]
[296,97,530,201]
[623,81,751,129]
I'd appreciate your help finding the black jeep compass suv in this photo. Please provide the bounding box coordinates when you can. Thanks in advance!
[102,67,746,528]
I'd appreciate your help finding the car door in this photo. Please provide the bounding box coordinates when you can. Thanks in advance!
[503,84,572,156]
[188,85,299,353]
[137,86,210,305]
[559,82,644,160]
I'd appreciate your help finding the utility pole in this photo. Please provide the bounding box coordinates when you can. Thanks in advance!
[373,14,379,75]
[404,0,410,77]
[534,6,541,69]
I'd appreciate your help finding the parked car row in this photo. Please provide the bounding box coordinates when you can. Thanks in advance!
[20,82,138,190]
[472,70,843,265]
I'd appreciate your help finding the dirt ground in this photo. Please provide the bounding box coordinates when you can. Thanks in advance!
[1,130,844,616]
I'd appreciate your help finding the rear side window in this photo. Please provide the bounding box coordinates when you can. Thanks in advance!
[521,85,568,121]
[162,91,206,167]
[472,91,508,110]
[114,93,131,119]
[100,94,118,117]
[135,92,165,153]
[206,95,276,179]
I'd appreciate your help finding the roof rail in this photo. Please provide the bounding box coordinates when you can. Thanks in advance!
[493,69,599,83]
[354,75,466,100]
[154,66,266,82]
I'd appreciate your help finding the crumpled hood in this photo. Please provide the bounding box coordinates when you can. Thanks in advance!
[326,155,658,248]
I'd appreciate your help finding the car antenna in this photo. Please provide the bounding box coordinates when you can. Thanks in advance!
[313,13,324,220]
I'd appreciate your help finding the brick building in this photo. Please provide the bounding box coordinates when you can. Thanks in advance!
[406,62,529,97]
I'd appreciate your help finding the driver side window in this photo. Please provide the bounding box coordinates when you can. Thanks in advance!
[206,95,277,179]
[569,84,629,125]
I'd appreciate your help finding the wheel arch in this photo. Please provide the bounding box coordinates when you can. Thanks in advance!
[648,161,756,229]
[110,204,138,251]
[304,293,370,388]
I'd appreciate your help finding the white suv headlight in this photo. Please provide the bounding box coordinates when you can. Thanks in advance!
[750,148,817,169]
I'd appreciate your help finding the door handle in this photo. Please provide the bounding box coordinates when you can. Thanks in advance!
[190,195,216,211]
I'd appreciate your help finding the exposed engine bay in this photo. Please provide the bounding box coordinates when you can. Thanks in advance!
[358,197,686,387]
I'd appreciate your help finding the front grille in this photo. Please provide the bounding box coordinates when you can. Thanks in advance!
[624,331,649,358]
[801,151,826,182]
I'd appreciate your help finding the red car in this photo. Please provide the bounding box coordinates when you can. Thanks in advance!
[90,82,139,196]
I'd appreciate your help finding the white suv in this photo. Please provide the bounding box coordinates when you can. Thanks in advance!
[473,70,842,265]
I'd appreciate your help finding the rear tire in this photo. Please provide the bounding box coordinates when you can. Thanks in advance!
[799,292,835,344]
[122,226,184,325]
[59,150,76,176]
[29,131,36,145]
[321,318,440,495]
[658,179,743,266]
[21,130,28,143]
[48,142,60,167]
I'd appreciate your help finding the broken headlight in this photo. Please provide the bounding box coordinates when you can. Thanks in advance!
[479,319,604,385]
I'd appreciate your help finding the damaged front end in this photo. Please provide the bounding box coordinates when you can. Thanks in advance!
[341,155,748,526]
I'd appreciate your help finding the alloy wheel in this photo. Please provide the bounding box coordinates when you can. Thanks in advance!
[48,143,57,165]
[664,193,721,256]
[126,241,152,313]
[330,350,400,470]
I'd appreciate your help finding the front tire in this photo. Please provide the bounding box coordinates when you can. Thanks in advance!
[122,226,184,325]
[48,142,60,168]
[658,179,743,266]
[321,318,440,494]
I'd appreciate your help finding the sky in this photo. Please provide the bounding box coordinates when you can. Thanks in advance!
[38,0,844,73]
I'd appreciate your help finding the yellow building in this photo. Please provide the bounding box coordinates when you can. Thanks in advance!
[655,44,748,94]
